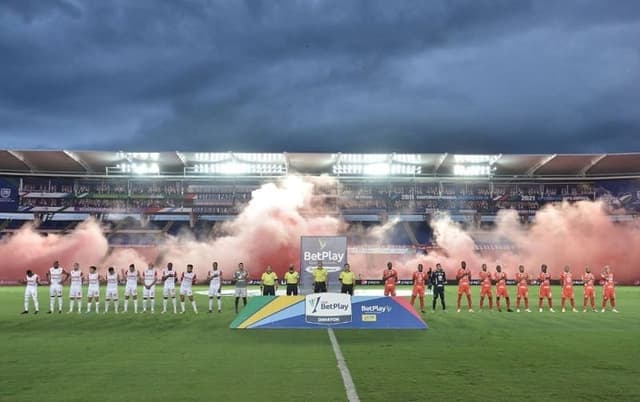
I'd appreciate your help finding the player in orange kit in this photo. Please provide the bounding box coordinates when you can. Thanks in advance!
[515,265,531,312]
[382,262,398,297]
[410,264,428,313]
[582,266,596,312]
[494,265,512,312]
[478,263,493,311]
[600,266,618,313]
[560,265,578,312]
[456,261,473,313]
[538,264,554,312]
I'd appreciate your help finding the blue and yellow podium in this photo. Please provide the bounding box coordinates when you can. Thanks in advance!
[230,294,427,330]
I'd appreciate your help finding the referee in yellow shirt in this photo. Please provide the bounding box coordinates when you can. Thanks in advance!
[312,261,328,293]
[284,264,300,296]
[260,265,278,296]
[339,263,355,295]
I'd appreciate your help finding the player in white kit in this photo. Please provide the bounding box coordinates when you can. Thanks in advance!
[207,261,223,313]
[86,266,101,313]
[123,264,140,313]
[162,262,178,314]
[142,263,157,313]
[68,262,84,313]
[22,270,40,314]
[104,267,120,314]
[179,264,198,314]
[46,260,68,314]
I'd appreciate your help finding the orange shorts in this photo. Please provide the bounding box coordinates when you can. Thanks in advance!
[562,286,574,299]
[517,286,528,298]
[412,286,425,297]
[384,284,396,297]
[480,286,492,297]
[539,286,552,298]
[583,286,595,298]
[603,286,615,300]
[496,286,509,298]
[458,284,471,295]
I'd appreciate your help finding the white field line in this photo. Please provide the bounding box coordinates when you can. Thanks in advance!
[327,328,360,402]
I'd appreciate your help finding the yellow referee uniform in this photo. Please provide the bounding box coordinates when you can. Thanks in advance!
[261,272,278,286]
[339,271,355,285]
[261,271,278,296]
[339,269,355,295]
[312,267,328,293]
[284,270,300,296]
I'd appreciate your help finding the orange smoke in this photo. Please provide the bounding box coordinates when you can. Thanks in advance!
[156,176,344,279]
[398,201,639,284]
[1,177,639,284]
[0,218,109,280]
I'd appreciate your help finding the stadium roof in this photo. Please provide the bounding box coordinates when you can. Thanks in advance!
[1,150,640,178]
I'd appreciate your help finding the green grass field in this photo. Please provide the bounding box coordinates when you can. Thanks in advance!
[1,285,639,402]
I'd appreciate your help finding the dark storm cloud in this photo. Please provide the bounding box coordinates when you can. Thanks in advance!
[0,0,639,152]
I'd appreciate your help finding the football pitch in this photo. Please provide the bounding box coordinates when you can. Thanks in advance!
[1,286,639,402]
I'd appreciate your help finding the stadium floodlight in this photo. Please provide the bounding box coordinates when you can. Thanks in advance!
[332,153,422,176]
[194,153,229,162]
[190,161,286,176]
[453,164,494,176]
[333,162,420,176]
[187,152,286,176]
[109,152,162,175]
[234,153,285,163]
[390,164,422,175]
[332,164,362,175]
[340,154,388,164]
[392,154,422,164]
[117,162,160,175]
[362,163,390,176]
[117,152,160,161]
[452,154,500,176]
[453,154,501,164]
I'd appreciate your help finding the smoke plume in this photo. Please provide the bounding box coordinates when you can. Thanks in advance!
[0,177,638,284]
[401,201,639,284]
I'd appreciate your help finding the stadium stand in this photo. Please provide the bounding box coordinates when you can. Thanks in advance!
[1,151,640,251]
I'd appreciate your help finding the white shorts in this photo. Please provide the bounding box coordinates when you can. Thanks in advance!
[208,283,221,297]
[124,286,138,297]
[234,288,247,298]
[87,286,100,298]
[25,287,38,299]
[69,286,83,298]
[49,284,63,297]
[143,285,156,298]
[163,286,176,298]
[105,287,119,300]
[179,287,193,297]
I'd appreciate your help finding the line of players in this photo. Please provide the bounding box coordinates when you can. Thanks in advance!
[398,261,617,313]
[21,259,619,315]
[20,260,239,315]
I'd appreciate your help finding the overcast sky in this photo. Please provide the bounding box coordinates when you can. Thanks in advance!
[1,0,639,153]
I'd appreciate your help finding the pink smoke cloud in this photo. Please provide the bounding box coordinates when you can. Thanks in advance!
[0,218,110,280]
[1,177,639,285]
[398,201,639,284]
[156,176,344,279]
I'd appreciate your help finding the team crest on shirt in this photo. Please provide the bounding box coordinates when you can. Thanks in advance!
[0,188,11,198]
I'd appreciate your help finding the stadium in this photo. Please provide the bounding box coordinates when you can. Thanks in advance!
[1,150,639,401]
